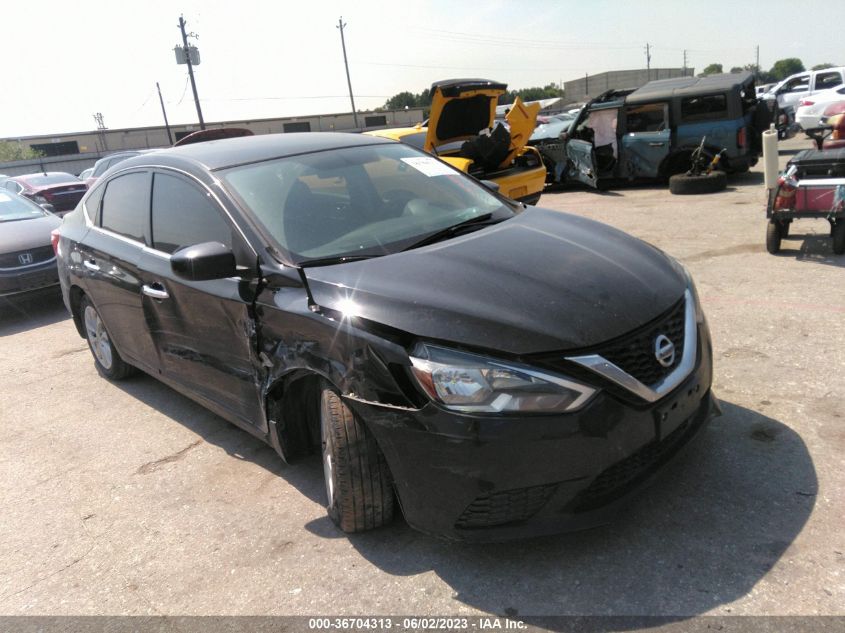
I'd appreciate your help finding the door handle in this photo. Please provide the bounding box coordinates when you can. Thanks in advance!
[83,259,100,271]
[648,142,666,147]
[142,283,169,300]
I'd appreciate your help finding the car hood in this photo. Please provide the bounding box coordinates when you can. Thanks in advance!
[425,79,507,151]
[303,208,686,355]
[0,214,61,252]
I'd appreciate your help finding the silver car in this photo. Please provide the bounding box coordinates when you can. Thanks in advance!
[0,191,61,298]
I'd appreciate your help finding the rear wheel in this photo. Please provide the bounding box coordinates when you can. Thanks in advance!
[832,221,845,255]
[320,386,394,532]
[766,221,782,254]
[80,296,134,380]
[669,171,727,195]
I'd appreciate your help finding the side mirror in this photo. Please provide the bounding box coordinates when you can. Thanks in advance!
[170,241,237,281]
[480,179,500,193]
[39,203,56,214]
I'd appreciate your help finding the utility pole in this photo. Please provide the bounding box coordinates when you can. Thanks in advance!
[93,112,108,152]
[156,82,174,145]
[683,49,688,74]
[755,45,760,76]
[645,43,651,80]
[337,17,359,129]
[178,15,205,130]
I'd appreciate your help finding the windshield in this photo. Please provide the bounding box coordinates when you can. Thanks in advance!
[0,192,47,222]
[23,173,80,186]
[221,143,511,263]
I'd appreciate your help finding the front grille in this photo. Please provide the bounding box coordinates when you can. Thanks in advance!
[455,483,559,529]
[567,402,706,512]
[0,245,55,269]
[594,298,686,387]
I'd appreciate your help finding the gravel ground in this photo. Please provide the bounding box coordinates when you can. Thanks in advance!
[0,135,842,622]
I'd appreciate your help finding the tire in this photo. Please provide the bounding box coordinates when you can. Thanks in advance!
[669,171,728,195]
[320,386,394,533]
[833,221,845,255]
[766,221,782,254]
[79,295,134,380]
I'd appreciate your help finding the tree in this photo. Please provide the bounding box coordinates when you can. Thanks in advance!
[769,58,805,80]
[812,63,836,70]
[730,66,743,74]
[699,63,723,77]
[383,91,419,110]
[0,141,42,162]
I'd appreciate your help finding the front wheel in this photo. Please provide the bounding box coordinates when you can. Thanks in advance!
[766,221,782,254]
[320,386,394,533]
[832,221,845,255]
[80,296,134,380]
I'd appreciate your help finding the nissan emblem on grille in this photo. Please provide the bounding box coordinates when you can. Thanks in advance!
[18,253,33,265]
[654,334,675,368]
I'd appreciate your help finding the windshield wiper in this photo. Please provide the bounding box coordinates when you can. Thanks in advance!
[401,213,498,251]
[298,254,376,268]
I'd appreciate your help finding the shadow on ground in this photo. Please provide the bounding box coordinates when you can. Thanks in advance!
[0,290,68,337]
[108,372,817,622]
[779,232,845,268]
[313,401,815,621]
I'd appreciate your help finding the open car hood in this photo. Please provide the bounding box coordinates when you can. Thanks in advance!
[424,79,506,151]
[425,79,541,167]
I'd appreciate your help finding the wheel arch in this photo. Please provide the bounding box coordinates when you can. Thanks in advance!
[265,369,325,462]
[68,284,87,338]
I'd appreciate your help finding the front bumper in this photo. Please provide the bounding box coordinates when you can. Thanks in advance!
[0,259,60,298]
[350,325,717,541]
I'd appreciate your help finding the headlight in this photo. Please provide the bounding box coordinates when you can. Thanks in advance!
[409,344,596,414]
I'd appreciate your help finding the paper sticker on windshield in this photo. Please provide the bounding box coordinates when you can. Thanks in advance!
[400,157,454,177]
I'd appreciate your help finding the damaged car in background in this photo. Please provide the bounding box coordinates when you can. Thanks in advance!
[366,79,547,205]
[55,132,719,541]
[546,71,772,192]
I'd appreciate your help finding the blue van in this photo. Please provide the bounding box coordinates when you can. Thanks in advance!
[547,71,770,189]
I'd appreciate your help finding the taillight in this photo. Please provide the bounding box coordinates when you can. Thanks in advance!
[737,126,748,149]
[773,176,796,211]
[50,229,60,256]
[799,99,814,107]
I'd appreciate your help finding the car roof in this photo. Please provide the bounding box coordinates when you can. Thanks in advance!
[14,171,76,181]
[115,132,394,171]
[626,71,754,104]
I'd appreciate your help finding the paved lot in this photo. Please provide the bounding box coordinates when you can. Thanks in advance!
[0,136,843,620]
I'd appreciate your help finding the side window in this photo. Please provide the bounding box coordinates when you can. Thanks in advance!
[83,183,106,223]
[5,181,22,194]
[626,103,668,132]
[100,172,150,244]
[93,160,109,177]
[784,75,810,93]
[816,71,843,91]
[151,172,234,254]
[680,94,728,122]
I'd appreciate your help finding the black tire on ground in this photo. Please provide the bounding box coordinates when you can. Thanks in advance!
[320,386,394,533]
[79,295,135,380]
[833,221,845,255]
[668,171,728,195]
[766,221,782,254]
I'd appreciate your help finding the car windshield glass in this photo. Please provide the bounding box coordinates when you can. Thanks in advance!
[0,192,46,222]
[24,173,79,186]
[221,143,511,263]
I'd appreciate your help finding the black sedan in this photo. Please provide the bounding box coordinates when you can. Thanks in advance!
[0,191,61,298]
[56,133,718,541]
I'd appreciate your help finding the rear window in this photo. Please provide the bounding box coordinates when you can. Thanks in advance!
[22,173,80,186]
[681,94,728,122]
[100,172,150,245]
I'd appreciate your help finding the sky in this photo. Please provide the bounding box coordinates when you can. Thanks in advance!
[0,0,840,138]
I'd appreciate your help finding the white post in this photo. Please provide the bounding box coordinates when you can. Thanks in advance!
[763,123,779,190]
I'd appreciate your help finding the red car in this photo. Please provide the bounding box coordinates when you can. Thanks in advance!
[3,172,88,215]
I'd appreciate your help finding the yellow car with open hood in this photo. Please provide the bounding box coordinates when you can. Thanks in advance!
[366,79,547,205]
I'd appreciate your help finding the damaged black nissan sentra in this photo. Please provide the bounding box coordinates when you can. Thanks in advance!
[56,132,718,541]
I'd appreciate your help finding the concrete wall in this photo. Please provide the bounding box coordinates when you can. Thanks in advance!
[1,108,425,175]
[564,68,695,104]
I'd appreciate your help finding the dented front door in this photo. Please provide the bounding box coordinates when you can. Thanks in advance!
[565,139,598,188]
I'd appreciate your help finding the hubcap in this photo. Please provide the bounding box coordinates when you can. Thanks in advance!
[320,394,335,507]
[84,305,113,370]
